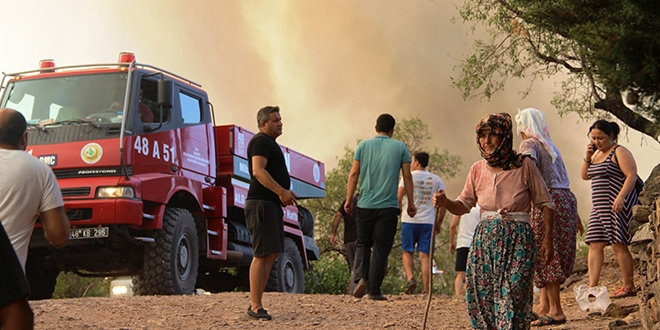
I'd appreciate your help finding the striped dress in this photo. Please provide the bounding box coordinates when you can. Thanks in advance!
[585,147,639,245]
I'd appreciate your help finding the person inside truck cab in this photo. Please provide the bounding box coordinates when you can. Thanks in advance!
[138,89,153,123]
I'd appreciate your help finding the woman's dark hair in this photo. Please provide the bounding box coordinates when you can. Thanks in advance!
[589,120,620,141]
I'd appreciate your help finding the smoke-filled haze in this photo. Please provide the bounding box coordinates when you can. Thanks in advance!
[1,0,659,219]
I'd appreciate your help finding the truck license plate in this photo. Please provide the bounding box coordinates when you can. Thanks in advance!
[70,227,109,239]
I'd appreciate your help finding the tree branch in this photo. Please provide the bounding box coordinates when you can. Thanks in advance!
[594,95,660,141]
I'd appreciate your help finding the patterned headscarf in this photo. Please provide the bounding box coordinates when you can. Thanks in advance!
[476,113,525,170]
[515,108,559,163]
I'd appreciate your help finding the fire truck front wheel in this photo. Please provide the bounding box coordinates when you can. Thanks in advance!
[133,207,199,295]
[266,237,304,293]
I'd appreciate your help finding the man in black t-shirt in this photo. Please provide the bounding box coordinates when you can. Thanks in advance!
[245,106,296,321]
[330,193,359,294]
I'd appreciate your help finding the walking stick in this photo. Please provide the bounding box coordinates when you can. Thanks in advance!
[422,189,443,330]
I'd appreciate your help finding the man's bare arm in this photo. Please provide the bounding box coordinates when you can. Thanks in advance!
[40,207,70,248]
[449,214,460,253]
[330,211,342,247]
[401,162,416,217]
[252,155,296,205]
[397,186,405,212]
[345,160,360,215]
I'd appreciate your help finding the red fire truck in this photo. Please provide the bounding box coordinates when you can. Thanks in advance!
[0,53,325,298]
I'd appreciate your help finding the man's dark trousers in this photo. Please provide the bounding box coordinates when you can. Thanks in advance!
[352,207,399,296]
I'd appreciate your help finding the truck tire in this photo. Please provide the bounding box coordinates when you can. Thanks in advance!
[25,251,60,300]
[266,237,304,293]
[133,207,199,295]
[297,205,314,237]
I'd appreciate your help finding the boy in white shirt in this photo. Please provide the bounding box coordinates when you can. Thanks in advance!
[398,151,446,294]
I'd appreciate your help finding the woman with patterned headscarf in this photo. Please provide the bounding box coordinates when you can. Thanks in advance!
[516,108,582,326]
[433,113,555,330]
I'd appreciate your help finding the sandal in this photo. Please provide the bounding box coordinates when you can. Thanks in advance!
[611,287,636,299]
[532,315,566,327]
[247,307,272,320]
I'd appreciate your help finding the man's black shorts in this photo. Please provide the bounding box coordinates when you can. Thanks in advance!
[0,223,30,308]
[454,247,469,272]
[245,199,284,257]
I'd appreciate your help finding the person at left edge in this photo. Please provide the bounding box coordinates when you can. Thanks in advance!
[245,106,296,321]
[0,108,70,329]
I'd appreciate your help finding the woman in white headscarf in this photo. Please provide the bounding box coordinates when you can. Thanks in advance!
[515,108,582,326]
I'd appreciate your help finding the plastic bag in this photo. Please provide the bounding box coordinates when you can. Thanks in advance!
[573,284,611,312]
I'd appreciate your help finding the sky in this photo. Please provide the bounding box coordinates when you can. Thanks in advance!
[1,0,659,219]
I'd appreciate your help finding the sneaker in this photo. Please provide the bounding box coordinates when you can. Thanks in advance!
[247,307,272,320]
[432,260,441,275]
[404,278,417,294]
[353,279,367,298]
[367,294,387,301]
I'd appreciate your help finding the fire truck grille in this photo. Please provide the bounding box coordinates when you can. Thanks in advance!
[53,167,132,179]
[61,187,91,197]
[66,209,92,221]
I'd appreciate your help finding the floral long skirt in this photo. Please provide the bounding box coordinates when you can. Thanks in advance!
[531,188,578,287]
[465,216,535,330]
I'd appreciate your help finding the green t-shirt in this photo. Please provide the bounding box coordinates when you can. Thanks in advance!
[354,135,411,209]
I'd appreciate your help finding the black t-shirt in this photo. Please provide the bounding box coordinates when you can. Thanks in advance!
[246,132,291,203]
[338,195,359,243]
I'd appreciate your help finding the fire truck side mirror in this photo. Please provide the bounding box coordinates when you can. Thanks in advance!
[157,79,173,109]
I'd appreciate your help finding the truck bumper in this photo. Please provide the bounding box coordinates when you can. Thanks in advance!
[62,198,144,226]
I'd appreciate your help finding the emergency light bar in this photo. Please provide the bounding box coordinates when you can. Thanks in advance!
[39,59,55,73]
[118,52,135,63]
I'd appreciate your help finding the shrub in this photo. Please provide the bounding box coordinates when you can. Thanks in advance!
[305,253,351,294]
[52,273,111,298]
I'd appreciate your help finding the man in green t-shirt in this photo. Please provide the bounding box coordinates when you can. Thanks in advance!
[345,113,416,301]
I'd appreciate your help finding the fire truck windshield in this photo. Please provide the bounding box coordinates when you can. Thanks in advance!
[1,73,129,125]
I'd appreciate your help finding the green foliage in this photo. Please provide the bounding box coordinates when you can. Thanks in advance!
[305,253,351,294]
[52,273,110,298]
[453,0,660,140]
[301,144,356,260]
[380,218,456,296]
[301,115,462,295]
[393,116,463,179]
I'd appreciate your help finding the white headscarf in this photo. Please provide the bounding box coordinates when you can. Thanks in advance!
[515,108,559,163]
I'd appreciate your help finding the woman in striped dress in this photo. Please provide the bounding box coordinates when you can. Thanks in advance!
[581,120,640,298]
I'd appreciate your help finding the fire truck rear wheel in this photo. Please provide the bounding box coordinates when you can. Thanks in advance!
[266,237,304,293]
[133,207,199,295]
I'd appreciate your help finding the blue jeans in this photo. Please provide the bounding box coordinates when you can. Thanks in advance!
[352,207,399,296]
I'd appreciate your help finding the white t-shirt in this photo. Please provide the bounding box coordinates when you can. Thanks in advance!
[399,170,444,224]
[457,204,481,249]
[0,149,64,269]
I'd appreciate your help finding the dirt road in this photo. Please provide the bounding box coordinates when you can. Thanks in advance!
[31,287,637,330]
[30,250,642,329]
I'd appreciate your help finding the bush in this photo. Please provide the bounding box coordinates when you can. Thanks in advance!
[305,253,351,294]
[52,273,111,298]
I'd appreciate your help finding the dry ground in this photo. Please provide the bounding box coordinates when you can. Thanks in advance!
[31,250,641,330]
